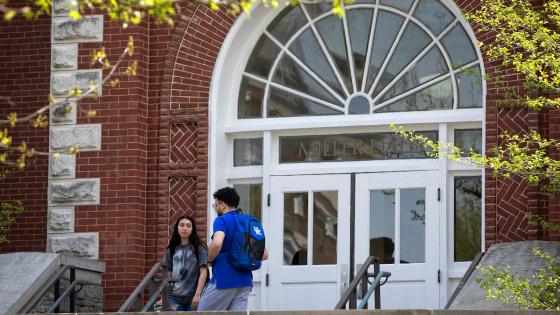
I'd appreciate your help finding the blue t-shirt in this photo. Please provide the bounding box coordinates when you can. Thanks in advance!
[210,210,253,289]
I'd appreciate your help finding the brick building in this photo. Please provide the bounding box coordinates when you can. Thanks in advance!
[1,0,558,311]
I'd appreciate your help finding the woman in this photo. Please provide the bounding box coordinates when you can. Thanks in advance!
[163,215,208,311]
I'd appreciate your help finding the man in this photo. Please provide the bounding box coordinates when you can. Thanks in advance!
[197,187,269,311]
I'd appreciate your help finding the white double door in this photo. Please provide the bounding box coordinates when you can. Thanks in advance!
[268,171,440,310]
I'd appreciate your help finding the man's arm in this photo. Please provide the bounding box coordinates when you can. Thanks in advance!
[207,231,225,263]
[261,247,269,260]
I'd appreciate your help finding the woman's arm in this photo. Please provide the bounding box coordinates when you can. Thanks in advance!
[191,266,208,309]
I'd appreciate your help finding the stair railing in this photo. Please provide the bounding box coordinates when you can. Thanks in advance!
[118,262,171,312]
[335,256,391,310]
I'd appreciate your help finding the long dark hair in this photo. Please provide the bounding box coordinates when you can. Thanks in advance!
[167,215,207,261]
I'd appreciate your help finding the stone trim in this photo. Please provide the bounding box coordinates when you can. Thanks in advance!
[48,178,100,206]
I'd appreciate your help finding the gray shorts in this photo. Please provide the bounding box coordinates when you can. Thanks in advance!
[196,282,251,311]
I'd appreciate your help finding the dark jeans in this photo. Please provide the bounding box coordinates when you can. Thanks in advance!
[167,296,192,311]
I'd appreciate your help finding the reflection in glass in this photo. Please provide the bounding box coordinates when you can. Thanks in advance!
[441,24,477,68]
[400,188,425,263]
[379,47,448,102]
[238,77,264,119]
[376,78,453,112]
[234,184,262,221]
[379,0,414,12]
[316,15,353,93]
[347,9,373,89]
[365,11,405,92]
[304,1,331,20]
[244,35,281,78]
[455,129,482,155]
[268,87,342,117]
[370,190,395,264]
[374,22,431,95]
[289,29,346,98]
[457,66,483,108]
[267,6,307,44]
[273,55,342,106]
[348,96,370,114]
[284,192,309,265]
[313,191,338,265]
[455,176,482,262]
[234,138,263,166]
[413,0,454,36]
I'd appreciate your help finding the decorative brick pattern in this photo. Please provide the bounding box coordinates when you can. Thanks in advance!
[168,177,197,233]
[170,122,198,164]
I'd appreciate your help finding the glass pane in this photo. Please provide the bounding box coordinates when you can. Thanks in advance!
[413,0,454,36]
[365,10,405,92]
[245,35,281,78]
[370,190,396,264]
[457,66,483,108]
[284,192,308,265]
[441,24,477,69]
[267,5,307,45]
[233,138,263,166]
[379,0,414,12]
[234,183,262,221]
[376,78,452,112]
[315,16,353,93]
[238,76,264,119]
[289,29,345,98]
[273,55,342,106]
[267,87,343,117]
[347,9,374,89]
[400,188,425,264]
[279,131,438,163]
[313,191,337,265]
[455,129,482,156]
[304,2,331,20]
[379,46,448,102]
[454,176,482,262]
[374,22,431,96]
[348,95,370,114]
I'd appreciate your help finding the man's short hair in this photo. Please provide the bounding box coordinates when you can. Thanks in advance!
[213,187,240,208]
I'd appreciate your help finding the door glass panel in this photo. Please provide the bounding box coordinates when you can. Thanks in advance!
[454,176,482,262]
[234,183,262,220]
[370,190,396,264]
[284,192,309,265]
[400,188,425,264]
[313,191,337,265]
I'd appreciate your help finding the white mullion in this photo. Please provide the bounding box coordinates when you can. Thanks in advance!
[342,4,357,93]
[301,3,350,98]
[368,0,420,97]
[264,31,287,118]
[361,5,378,93]
[395,188,401,264]
[373,73,451,111]
[371,20,457,104]
[308,190,314,266]
[266,30,347,106]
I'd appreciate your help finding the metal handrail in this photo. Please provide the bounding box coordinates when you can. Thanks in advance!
[357,271,391,309]
[335,256,391,309]
[118,262,170,312]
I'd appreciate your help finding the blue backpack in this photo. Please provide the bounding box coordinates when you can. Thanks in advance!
[229,210,266,271]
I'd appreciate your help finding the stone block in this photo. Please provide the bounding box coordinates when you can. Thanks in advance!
[52,0,75,15]
[52,16,103,42]
[49,154,75,178]
[47,207,74,233]
[52,44,78,70]
[50,124,101,152]
[47,233,99,259]
[48,178,100,206]
[50,99,77,125]
[51,70,102,97]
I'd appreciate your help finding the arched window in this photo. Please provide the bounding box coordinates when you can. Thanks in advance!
[238,0,482,118]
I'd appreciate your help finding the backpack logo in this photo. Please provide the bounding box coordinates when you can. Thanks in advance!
[229,211,266,271]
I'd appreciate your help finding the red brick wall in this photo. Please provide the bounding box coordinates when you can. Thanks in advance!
[0,14,51,253]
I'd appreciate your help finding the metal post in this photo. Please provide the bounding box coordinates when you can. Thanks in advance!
[374,260,380,309]
[360,270,368,309]
[54,279,60,312]
[69,268,75,312]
